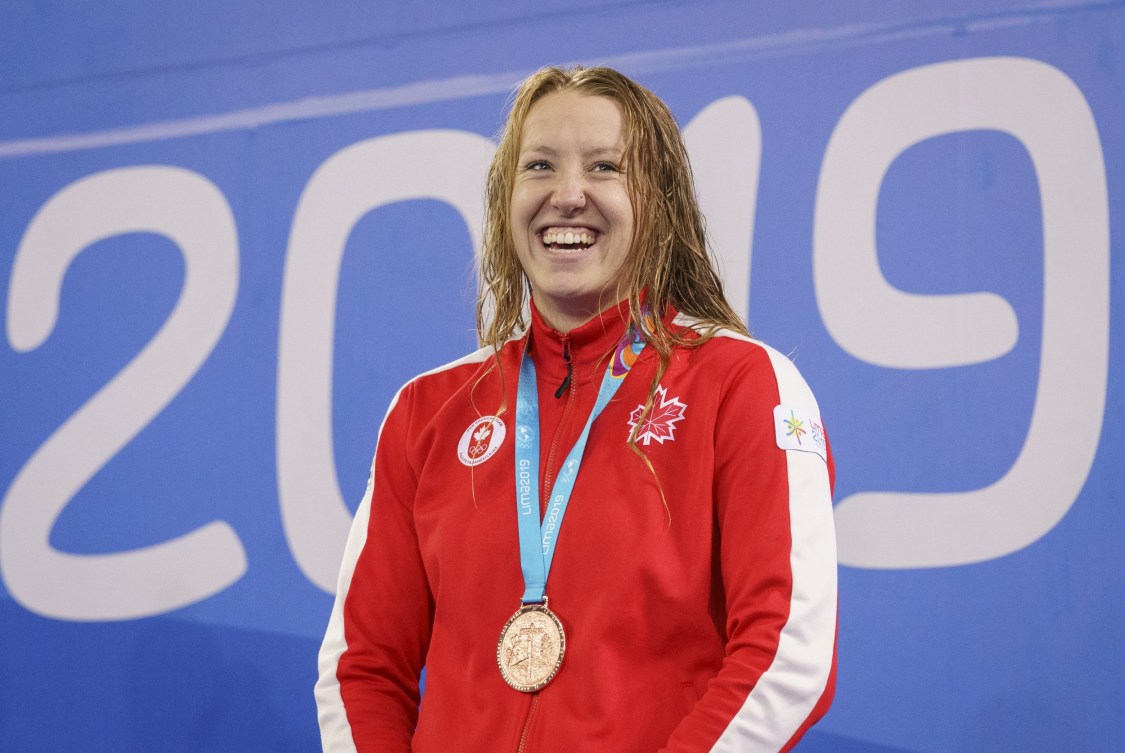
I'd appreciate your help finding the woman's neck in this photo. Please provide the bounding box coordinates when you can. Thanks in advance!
[532,294,625,334]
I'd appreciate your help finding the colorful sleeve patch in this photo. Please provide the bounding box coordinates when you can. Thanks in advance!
[774,405,827,462]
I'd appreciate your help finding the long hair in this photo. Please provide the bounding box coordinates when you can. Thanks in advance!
[477,66,748,472]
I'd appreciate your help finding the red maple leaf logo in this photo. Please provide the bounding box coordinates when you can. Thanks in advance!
[628,386,687,446]
[469,422,493,457]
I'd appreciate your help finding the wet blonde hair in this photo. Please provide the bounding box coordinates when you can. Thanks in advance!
[477,65,748,465]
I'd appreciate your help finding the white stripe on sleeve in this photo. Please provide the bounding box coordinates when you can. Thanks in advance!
[711,338,838,752]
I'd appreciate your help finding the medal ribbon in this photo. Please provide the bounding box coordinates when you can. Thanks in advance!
[514,325,645,605]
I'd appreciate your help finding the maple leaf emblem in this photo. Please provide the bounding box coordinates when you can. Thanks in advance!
[628,386,687,446]
[468,421,494,458]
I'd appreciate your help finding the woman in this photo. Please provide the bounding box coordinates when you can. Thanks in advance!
[316,66,837,753]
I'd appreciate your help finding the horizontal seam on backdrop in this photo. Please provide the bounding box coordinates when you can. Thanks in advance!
[0,0,1118,161]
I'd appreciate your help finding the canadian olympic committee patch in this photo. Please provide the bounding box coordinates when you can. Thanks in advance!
[457,416,506,467]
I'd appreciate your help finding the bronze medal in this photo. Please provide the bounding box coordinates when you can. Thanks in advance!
[496,603,566,692]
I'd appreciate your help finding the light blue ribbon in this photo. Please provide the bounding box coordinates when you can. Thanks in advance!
[514,329,645,604]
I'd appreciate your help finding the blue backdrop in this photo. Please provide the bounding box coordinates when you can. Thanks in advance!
[1,2,1122,751]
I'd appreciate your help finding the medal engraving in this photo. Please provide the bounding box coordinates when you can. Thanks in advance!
[497,604,565,692]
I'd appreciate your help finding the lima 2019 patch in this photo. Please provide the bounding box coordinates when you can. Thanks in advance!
[773,405,826,461]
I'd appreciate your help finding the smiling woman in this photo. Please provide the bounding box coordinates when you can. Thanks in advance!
[509,91,634,331]
[316,66,838,753]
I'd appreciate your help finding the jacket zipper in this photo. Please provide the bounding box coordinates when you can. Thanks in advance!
[515,694,540,753]
[541,336,576,511]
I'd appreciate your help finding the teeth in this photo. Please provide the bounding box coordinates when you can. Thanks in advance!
[542,228,595,246]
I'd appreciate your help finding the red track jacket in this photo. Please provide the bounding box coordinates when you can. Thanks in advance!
[316,301,837,752]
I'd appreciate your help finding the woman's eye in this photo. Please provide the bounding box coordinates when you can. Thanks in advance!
[524,160,551,171]
[592,162,619,173]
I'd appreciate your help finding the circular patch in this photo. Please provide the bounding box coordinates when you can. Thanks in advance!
[457,416,507,467]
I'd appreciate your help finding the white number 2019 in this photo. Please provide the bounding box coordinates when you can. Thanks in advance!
[0,57,1109,620]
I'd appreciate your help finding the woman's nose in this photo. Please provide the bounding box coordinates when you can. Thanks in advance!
[551,170,586,213]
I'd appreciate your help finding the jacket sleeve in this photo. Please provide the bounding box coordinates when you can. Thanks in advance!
[315,381,433,753]
[661,343,838,753]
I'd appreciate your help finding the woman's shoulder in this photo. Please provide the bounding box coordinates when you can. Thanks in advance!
[673,313,780,366]
[672,313,820,405]
[397,336,522,403]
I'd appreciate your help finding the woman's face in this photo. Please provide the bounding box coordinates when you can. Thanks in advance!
[510,90,635,332]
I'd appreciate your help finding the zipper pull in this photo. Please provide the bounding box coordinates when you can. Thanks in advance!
[553,338,572,399]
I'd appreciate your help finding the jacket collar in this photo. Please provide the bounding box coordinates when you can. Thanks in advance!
[527,297,631,389]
